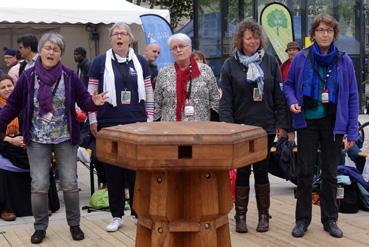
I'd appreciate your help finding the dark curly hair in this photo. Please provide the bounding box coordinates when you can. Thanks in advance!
[231,18,267,53]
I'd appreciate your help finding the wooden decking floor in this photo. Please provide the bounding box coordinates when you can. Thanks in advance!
[1,193,368,247]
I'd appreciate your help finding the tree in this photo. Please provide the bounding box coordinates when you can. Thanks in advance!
[131,0,193,29]
[266,9,288,36]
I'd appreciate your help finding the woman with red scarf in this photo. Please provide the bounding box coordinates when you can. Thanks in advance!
[154,33,219,121]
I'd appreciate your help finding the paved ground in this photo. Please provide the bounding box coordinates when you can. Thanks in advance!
[1,115,368,231]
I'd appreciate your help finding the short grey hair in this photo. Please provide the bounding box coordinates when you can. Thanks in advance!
[109,22,135,43]
[38,33,65,55]
[168,33,192,48]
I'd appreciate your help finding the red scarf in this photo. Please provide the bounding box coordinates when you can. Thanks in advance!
[174,57,200,121]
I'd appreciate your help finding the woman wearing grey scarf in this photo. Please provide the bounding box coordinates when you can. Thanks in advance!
[219,19,289,234]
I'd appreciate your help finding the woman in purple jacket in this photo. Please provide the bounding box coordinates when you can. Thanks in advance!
[0,33,108,244]
[284,14,359,239]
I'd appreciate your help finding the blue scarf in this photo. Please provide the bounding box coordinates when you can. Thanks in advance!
[302,42,338,105]
[235,49,265,96]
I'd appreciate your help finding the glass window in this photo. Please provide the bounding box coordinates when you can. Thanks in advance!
[198,0,221,58]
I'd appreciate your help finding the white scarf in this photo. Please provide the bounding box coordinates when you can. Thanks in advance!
[104,48,145,107]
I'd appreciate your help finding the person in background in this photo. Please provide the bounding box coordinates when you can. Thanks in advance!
[340,133,365,172]
[0,74,27,221]
[17,34,39,76]
[154,33,219,122]
[74,47,91,88]
[88,22,153,232]
[143,43,160,89]
[0,32,108,244]
[280,42,301,142]
[219,19,289,234]
[284,14,359,238]
[192,50,207,64]
[3,48,20,82]
[280,41,300,82]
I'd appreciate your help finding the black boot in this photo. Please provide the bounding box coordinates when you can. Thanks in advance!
[234,186,249,233]
[255,183,271,232]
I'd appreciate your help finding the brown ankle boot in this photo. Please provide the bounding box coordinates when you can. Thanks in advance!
[234,186,249,233]
[255,183,271,232]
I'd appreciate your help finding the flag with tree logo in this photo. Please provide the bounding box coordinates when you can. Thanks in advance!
[260,2,294,63]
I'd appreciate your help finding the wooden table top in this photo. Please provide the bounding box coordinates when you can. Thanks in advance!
[97,121,266,145]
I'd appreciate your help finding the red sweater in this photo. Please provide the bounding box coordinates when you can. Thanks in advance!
[280,58,292,81]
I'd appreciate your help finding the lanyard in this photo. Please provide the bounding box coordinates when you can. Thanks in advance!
[52,77,61,96]
[186,64,193,100]
[112,50,129,88]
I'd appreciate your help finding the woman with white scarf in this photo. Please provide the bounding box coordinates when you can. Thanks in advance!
[219,19,289,234]
[88,22,153,232]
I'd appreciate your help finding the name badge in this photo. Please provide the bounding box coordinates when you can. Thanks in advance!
[121,90,131,104]
[322,90,329,104]
[184,99,194,117]
[184,105,194,116]
[253,88,262,102]
[337,186,344,199]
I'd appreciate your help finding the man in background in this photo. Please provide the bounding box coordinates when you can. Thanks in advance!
[17,34,39,76]
[73,47,90,88]
[280,41,300,81]
[3,48,20,81]
[143,43,160,89]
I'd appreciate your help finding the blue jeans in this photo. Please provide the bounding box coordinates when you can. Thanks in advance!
[27,141,80,231]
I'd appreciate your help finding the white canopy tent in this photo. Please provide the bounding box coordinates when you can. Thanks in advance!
[0,0,170,24]
[0,0,170,69]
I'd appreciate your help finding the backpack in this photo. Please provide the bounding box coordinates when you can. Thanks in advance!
[269,137,297,184]
[89,188,109,209]
[338,183,359,214]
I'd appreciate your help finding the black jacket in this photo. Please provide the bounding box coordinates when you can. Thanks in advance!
[219,52,289,134]
[77,58,91,88]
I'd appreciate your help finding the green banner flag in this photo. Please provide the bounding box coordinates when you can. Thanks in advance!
[260,2,294,63]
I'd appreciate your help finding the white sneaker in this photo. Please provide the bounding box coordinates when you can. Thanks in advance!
[106,217,123,232]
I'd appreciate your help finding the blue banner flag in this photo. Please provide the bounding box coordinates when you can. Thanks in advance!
[140,14,173,70]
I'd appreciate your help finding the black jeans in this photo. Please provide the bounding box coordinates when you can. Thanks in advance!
[236,134,275,187]
[103,162,136,218]
[295,115,343,225]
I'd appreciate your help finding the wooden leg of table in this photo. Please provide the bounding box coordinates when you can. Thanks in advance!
[215,171,232,247]
[134,171,152,247]
[134,170,232,247]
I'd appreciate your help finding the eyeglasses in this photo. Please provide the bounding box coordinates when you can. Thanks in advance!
[111,32,129,37]
[315,28,334,34]
[42,46,61,54]
[170,44,189,52]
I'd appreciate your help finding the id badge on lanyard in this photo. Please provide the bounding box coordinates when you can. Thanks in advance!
[184,99,194,116]
[121,89,131,104]
[321,88,329,104]
[253,88,262,102]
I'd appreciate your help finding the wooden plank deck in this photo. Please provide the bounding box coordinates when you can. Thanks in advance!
[1,194,368,247]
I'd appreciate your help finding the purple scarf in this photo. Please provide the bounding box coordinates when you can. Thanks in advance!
[34,58,63,116]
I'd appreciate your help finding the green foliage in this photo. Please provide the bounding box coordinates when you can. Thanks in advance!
[144,0,193,29]
[266,9,288,36]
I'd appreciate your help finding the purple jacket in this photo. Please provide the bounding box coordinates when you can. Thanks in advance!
[283,48,359,141]
[0,65,98,145]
